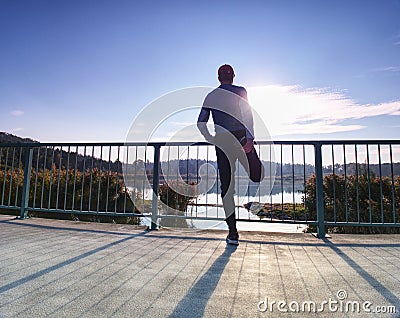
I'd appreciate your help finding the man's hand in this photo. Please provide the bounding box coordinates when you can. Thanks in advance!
[205,134,215,144]
[243,139,254,153]
[197,121,214,144]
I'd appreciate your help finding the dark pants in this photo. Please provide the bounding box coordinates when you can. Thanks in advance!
[215,132,264,234]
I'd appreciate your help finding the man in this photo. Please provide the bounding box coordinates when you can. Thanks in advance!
[197,64,263,245]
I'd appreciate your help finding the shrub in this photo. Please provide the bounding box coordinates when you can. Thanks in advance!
[303,172,400,233]
[158,180,197,228]
[0,167,141,224]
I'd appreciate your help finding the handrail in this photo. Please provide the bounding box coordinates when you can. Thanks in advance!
[0,140,399,238]
[2,139,400,148]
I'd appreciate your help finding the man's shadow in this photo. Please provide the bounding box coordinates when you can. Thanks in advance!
[168,244,238,318]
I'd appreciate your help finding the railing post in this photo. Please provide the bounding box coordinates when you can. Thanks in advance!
[151,144,161,230]
[314,142,326,238]
[19,146,33,219]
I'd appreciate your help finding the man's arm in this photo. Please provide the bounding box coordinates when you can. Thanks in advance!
[237,87,254,139]
[197,106,214,143]
[240,87,255,153]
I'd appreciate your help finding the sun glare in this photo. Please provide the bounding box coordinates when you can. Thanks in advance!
[247,85,400,138]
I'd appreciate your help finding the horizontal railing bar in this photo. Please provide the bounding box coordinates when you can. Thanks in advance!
[0,205,20,210]
[236,219,317,224]
[2,139,400,148]
[256,140,400,145]
[325,222,400,227]
[314,140,400,145]
[158,214,317,224]
[25,207,149,217]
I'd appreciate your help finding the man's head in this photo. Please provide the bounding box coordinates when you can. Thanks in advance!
[218,64,235,84]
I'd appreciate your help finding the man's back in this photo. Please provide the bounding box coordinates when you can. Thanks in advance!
[200,84,254,137]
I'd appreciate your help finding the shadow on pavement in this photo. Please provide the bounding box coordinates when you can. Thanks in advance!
[0,232,145,295]
[324,238,400,315]
[168,244,238,318]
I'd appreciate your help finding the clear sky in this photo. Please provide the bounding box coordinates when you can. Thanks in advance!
[1,0,400,142]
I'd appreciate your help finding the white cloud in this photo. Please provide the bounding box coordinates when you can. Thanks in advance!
[248,85,400,137]
[10,127,24,133]
[373,66,400,73]
[10,110,24,116]
[394,34,400,46]
[170,121,196,128]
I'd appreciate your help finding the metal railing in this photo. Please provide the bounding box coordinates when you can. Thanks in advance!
[0,140,399,238]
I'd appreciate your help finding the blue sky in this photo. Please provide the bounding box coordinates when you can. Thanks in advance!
[1,0,400,142]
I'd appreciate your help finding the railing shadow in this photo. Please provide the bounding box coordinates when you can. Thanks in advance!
[0,231,145,294]
[323,238,400,315]
[1,218,144,236]
[168,244,237,318]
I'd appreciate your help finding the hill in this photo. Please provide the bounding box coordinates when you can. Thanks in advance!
[0,132,38,144]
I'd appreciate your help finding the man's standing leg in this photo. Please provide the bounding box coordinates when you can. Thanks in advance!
[215,146,239,244]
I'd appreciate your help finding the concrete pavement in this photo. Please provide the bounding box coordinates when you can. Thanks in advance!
[0,214,399,317]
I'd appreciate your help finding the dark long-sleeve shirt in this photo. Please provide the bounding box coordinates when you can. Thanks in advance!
[197,84,254,140]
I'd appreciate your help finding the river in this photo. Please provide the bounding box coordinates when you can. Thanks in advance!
[140,190,307,233]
